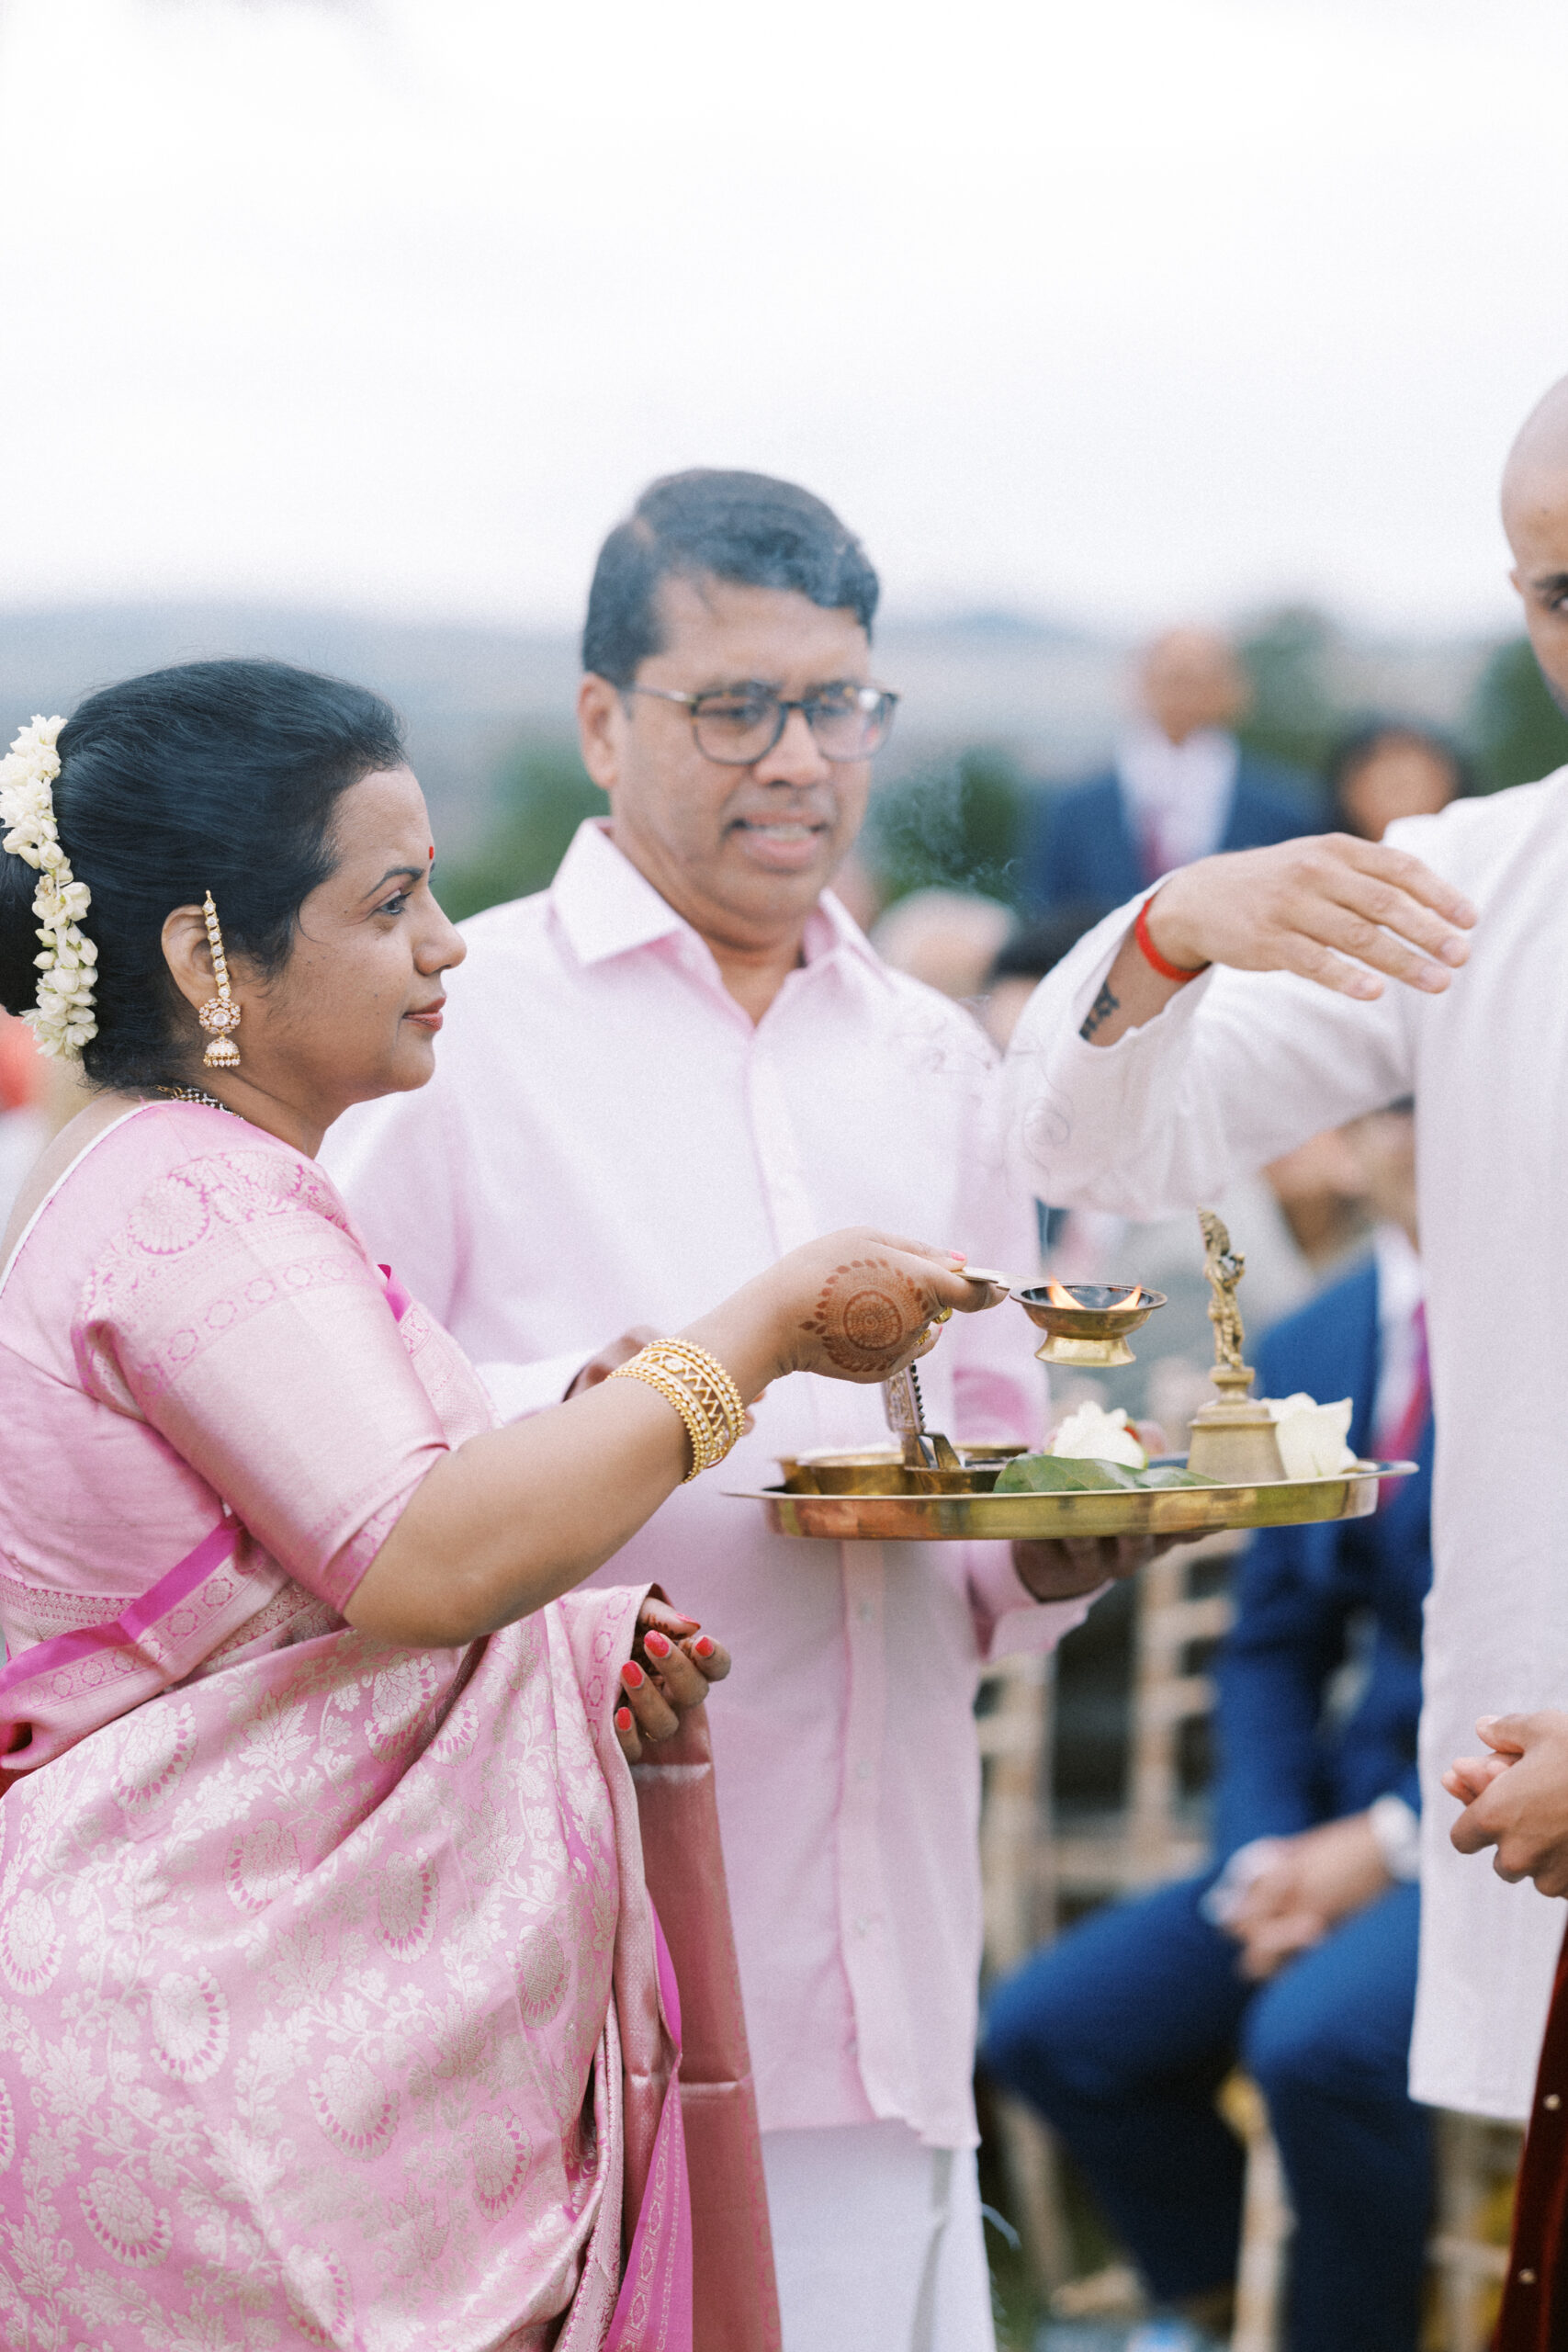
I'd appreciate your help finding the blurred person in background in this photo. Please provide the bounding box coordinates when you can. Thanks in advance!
[1259,1123,1372,1272]
[329,470,1138,2352]
[0,1009,47,1223]
[869,886,1014,1007]
[985,1104,1432,2352]
[1326,720,1468,842]
[1022,628,1313,914]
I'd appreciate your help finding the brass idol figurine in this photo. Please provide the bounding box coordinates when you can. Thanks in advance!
[1185,1208,1288,1482]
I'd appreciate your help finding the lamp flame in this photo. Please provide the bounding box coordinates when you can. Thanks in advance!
[1044,1280,1144,1311]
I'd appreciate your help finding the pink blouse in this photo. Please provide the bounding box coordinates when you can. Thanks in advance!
[0,1099,493,1768]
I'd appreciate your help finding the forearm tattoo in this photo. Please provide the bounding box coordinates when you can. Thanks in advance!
[799,1256,939,1376]
[1079,979,1120,1041]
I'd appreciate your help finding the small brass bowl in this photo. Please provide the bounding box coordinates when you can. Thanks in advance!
[1012,1283,1168,1368]
[776,1443,1021,1498]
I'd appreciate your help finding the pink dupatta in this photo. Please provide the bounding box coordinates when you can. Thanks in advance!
[561,1598,782,2352]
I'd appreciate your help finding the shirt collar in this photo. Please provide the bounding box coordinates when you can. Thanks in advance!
[1116,725,1238,812]
[548,818,892,987]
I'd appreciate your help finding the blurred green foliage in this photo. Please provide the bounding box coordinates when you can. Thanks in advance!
[1234,613,1568,797]
[437,741,604,922]
[1235,606,1341,783]
[862,747,1029,910]
[1467,637,1568,792]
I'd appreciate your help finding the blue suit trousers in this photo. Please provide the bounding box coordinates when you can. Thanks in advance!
[981,1872,1430,2352]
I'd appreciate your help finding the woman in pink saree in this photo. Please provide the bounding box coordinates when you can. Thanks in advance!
[0,662,1004,2352]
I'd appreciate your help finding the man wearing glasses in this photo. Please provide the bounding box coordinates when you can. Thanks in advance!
[330,470,1114,2350]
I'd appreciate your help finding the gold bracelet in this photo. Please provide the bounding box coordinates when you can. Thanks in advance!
[637,1339,747,1451]
[611,1359,710,1480]
[608,1340,746,1482]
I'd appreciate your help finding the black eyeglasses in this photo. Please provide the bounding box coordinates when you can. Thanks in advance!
[627,679,898,765]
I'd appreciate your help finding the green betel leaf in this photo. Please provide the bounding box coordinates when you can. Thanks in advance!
[995,1454,1219,1495]
[994,1453,1146,1494]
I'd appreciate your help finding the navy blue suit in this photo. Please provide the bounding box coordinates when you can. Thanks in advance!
[1021,752,1315,914]
[983,1261,1434,2352]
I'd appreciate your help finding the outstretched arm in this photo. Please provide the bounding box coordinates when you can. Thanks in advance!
[1079,833,1475,1050]
[1001,838,1464,1218]
[346,1231,1009,1646]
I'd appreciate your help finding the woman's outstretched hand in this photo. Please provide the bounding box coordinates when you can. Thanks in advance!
[613,1592,731,1763]
[348,1238,1006,1653]
[1078,836,1477,1048]
[689,1227,1009,1396]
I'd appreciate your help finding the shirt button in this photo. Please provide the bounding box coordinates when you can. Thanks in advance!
[1546,2095,1562,2111]
[857,1602,874,1624]
[854,1914,870,1935]
[1518,2268,1538,2285]
[856,1760,872,1782]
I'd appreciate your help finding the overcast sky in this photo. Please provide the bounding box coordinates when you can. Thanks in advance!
[1,0,1563,635]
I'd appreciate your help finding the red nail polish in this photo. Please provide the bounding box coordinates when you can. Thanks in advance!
[644,1630,672,1657]
[622,1660,645,1689]
[615,1706,633,1731]
[693,1636,716,1658]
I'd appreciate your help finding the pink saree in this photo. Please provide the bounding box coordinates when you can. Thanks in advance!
[0,1102,777,2352]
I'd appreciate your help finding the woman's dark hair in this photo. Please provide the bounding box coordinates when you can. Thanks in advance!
[1325,720,1472,836]
[581,469,880,687]
[0,658,404,1091]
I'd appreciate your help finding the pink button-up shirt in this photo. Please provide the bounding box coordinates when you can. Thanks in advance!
[328,820,1083,2148]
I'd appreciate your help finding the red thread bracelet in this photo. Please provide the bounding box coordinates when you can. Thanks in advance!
[1134,897,1208,985]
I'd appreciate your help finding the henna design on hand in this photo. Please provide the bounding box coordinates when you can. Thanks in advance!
[799,1256,938,1376]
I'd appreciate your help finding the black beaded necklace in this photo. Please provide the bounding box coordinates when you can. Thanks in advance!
[154,1085,239,1117]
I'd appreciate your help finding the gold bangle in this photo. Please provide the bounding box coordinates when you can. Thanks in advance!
[638,1339,747,1450]
[608,1340,746,1483]
[611,1360,710,1481]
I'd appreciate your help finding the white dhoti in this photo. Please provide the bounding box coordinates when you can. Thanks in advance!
[762,2121,996,2352]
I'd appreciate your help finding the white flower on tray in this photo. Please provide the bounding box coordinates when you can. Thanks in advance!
[1264,1393,1356,1479]
[1048,1400,1147,1471]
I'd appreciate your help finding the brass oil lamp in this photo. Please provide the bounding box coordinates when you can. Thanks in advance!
[1010,1279,1168,1368]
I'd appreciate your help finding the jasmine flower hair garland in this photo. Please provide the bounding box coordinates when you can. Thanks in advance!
[0,714,97,1059]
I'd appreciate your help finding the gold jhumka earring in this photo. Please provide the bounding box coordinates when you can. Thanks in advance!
[197,891,242,1069]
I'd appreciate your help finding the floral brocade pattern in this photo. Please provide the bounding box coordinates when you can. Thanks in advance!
[73,1146,362,1412]
[0,1604,623,2351]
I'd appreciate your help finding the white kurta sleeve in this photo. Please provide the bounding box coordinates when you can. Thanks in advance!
[999,890,1419,1218]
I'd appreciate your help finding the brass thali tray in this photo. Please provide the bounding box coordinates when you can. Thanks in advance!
[728,1461,1416,1543]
